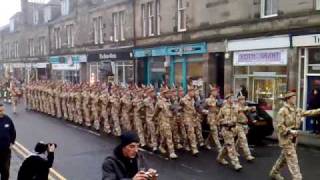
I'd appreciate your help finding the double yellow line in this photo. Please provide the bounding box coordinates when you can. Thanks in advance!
[13,142,67,180]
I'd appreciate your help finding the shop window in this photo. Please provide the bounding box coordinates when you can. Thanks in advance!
[249,66,287,75]
[187,61,204,89]
[261,0,278,18]
[150,58,165,86]
[234,66,248,75]
[175,63,183,86]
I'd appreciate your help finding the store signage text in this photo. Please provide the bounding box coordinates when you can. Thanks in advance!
[99,53,117,59]
[234,49,287,66]
[293,34,320,47]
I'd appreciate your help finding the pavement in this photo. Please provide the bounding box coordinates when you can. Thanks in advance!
[9,152,21,180]
[4,103,320,180]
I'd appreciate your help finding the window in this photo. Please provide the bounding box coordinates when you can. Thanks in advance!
[93,16,103,44]
[28,39,35,56]
[5,43,10,58]
[33,10,39,25]
[112,13,119,42]
[119,11,125,41]
[66,24,74,48]
[44,6,52,23]
[317,0,320,10]
[261,0,278,18]
[14,41,19,58]
[39,37,46,55]
[54,27,61,49]
[61,0,70,16]
[156,0,161,35]
[9,19,15,32]
[141,4,147,37]
[148,2,155,36]
[177,0,186,32]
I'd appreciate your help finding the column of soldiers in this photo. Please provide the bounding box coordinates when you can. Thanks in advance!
[25,80,262,170]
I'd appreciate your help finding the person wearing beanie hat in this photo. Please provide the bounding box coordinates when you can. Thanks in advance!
[17,142,56,180]
[270,91,320,180]
[102,131,158,180]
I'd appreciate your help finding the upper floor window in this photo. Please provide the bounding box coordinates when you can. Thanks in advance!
[156,0,161,35]
[119,11,125,41]
[66,24,74,48]
[93,16,103,44]
[14,41,19,58]
[33,10,39,25]
[316,0,320,10]
[112,11,125,42]
[61,0,70,16]
[147,2,155,36]
[9,19,15,32]
[44,6,52,23]
[141,1,160,37]
[28,39,35,56]
[177,0,186,32]
[141,4,147,37]
[261,0,278,18]
[39,37,46,56]
[54,27,61,49]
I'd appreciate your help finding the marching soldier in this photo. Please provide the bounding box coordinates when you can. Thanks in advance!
[270,91,320,180]
[54,86,62,119]
[235,95,255,161]
[91,89,101,131]
[204,85,222,152]
[216,93,242,171]
[110,86,122,136]
[170,87,183,150]
[194,88,205,147]
[82,87,92,127]
[100,88,111,134]
[74,87,83,124]
[181,86,199,155]
[9,82,19,114]
[132,87,147,147]
[48,85,56,117]
[143,86,158,151]
[120,90,133,132]
[154,86,178,159]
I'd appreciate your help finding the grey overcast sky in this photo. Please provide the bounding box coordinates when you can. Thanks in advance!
[0,0,51,27]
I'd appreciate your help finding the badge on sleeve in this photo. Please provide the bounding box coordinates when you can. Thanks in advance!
[4,124,10,128]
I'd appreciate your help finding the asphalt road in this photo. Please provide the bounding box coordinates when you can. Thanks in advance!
[5,103,320,180]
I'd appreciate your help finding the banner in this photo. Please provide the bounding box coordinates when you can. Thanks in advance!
[233,49,287,66]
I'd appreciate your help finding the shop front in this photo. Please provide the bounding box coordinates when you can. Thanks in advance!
[134,42,207,91]
[293,34,320,131]
[228,36,290,117]
[49,54,87,84]
[87,49,134,85]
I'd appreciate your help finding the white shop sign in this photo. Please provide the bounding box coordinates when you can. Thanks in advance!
[293,34,320,47]
[234,49,288,66]
[227,35,290,51]
[52,63,80,70]
[34,63,48,68]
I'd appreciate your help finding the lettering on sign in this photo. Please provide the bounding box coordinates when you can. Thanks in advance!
[99,53,117,59]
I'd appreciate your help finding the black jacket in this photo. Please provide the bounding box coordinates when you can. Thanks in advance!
[102,147,148,180]
[17,152,54,180]
[0,114,16,150]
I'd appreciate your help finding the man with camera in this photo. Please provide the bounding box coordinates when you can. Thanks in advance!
[17,142,56,180]
[102,131,158,180]
[0,103,16,180]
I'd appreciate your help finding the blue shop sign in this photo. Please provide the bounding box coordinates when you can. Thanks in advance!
[133,42,207,58]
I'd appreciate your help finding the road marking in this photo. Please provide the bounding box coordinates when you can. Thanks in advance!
[13,141,67,180]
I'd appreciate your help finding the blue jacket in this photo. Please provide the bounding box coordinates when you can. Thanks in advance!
[0,114,16,150]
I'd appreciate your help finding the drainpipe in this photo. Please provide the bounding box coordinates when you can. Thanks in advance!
[133,0,137,84]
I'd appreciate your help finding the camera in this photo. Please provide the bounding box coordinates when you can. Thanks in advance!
[34,142,57,154]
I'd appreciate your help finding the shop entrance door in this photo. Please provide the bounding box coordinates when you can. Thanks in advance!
[252,78,276,116]
[305,76,320,131]
[234,76,249,98]
[170,56,187,90]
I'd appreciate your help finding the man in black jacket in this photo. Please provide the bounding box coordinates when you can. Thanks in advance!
[0,103,16,180]
[17,142,55,180]
[102,131,158,180]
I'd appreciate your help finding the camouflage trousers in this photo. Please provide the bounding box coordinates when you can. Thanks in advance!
[84,107,91,127]
[101,109,111,133]
[111,110,121,136]
[92,108,100,130]
[195,119,205,146]
[271,143,302,180]
[75,103,83,124]
[67,104,74,122]
[133,115,146,146]
[55,99,62,118]
[235,125,252,159]
[205,122,222,151]
[145,116,158,149]
[217,127,241,168]
[171,117,182,148]
[184,117,199,154]
[159,122,175,155]
[11,96,18,113]
[49,98,56,116]
[121,112,132,132]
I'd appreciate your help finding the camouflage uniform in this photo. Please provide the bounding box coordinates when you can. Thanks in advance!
[74,90,83,124]
[143,94,158,151]
[110,91,122,136]
[181,94,199,155]
[100,92,111,133]
[120,93,133,132]
[132,93,146,147]
[205,94,222,151]
[92,91,101,130]
[48,88,56,116]
[9,86,19,114]
[154,93,178,159]
[82,90,92,127]
[270,100,320,180]
[217,96,242,170]
[170,95,183,149]
[235,97,255,161]
[55,87,62,119]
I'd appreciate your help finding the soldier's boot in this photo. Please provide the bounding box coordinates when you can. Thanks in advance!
[176,144,183,150]
[246,155,255,162]
[169,152,178,159]
[184,146,191,152]
[192,149,199,156]
[216,158,229,165]
[159,146,167,154]
[269,171,284,180]
[205,144,212,150]
[234,164,243,171]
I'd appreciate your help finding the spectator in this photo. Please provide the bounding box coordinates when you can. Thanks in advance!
[102,131,158,180]
[0,103,16,180]
[309,88,320,134]
[17,142,56,180]
[237,85,249,100]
